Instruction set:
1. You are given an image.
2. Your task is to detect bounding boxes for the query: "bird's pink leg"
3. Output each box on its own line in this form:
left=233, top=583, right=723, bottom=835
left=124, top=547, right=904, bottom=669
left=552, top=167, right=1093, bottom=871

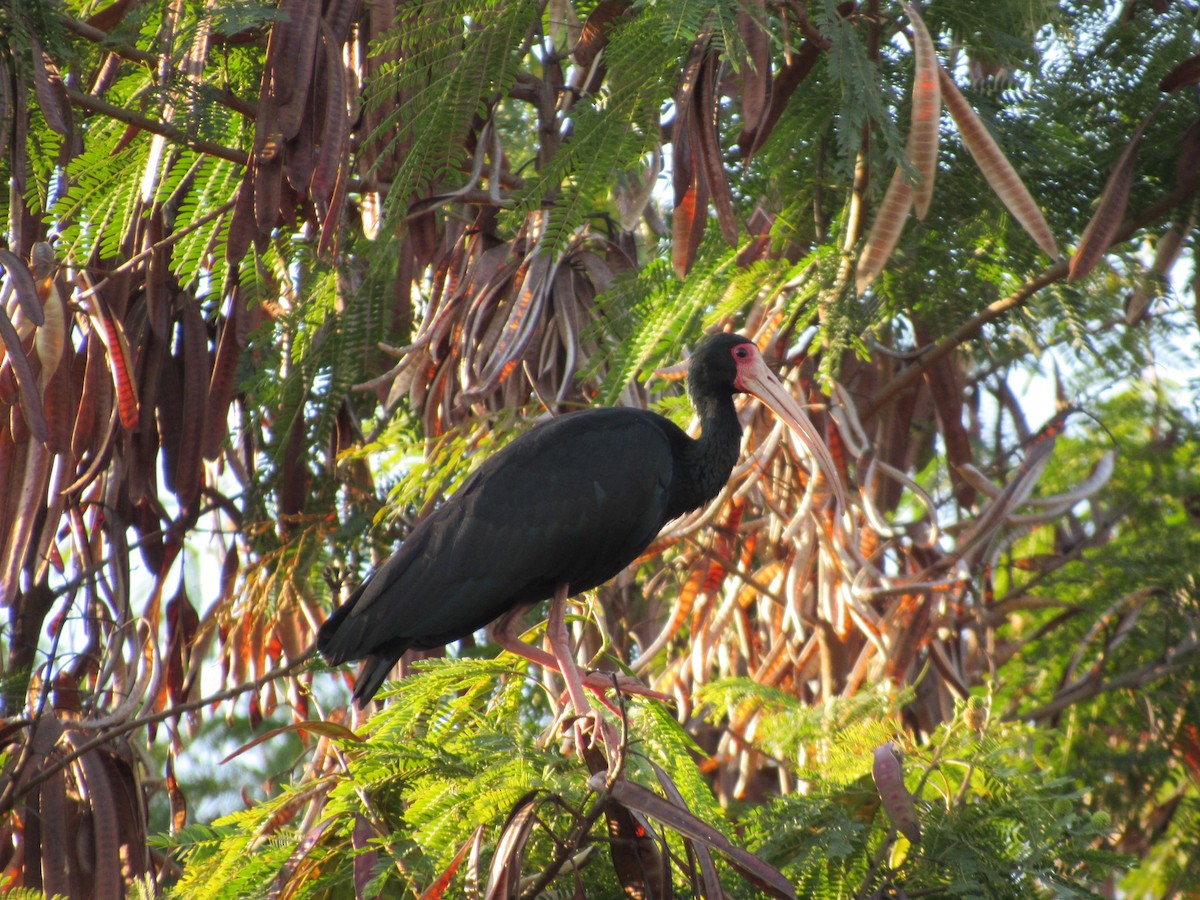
left=487, top=603, right=672, bottom=710
left=546, top=583, right=596, bottom=720
left=489, top=605, right=619, bottom=715
left=546, top=583, right=622, bottom=754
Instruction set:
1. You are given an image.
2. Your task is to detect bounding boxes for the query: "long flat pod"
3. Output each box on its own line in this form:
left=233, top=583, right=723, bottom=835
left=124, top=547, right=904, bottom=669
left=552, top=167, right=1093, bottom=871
left=938, top=66, right=1060, bottom=259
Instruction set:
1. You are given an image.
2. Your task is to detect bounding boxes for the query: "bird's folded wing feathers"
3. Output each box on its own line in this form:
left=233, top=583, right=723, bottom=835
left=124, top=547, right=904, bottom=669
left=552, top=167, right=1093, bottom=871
left=335, top=410, right=677, bottom=651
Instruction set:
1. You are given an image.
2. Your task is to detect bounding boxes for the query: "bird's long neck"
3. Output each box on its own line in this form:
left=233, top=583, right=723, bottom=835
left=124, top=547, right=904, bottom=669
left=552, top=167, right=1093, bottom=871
left=671, top=392, right=743, bottom=517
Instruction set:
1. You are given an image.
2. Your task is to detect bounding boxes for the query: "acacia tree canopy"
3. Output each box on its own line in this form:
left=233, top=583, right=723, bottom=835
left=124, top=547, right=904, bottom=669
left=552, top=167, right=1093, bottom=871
left=1, top=0, right=1198, bottom=896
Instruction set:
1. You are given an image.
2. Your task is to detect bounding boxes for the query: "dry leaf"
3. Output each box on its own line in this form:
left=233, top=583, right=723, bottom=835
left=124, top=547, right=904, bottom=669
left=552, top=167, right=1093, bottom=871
left=29, top=39, right=72, bottom=137
left=204, top=304, right=242, bottom=461
left=485, top=791, right=542, bottom=900
left=0, top=248, right=45, bottom=328
left=695, top=51, right=739, bottom=245
left=0, top=303, right=49, bottom=444
left=602, top=776, right=796, bottom=899
left=1160, top=53, right=1200, bottom=92
left=420, top=827, right=483, bottom=900
left=175, top=298, right=209, bottom=509
left=736, top=2, right=772, bottom=156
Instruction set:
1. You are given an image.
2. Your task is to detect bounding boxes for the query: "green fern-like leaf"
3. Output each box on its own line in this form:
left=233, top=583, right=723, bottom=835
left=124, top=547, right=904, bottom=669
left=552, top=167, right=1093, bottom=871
left=367, top=1, right=541, bottom=216
left=815, top=0, right=905, bottom=167
left=506, top=12, right=681, bottom=255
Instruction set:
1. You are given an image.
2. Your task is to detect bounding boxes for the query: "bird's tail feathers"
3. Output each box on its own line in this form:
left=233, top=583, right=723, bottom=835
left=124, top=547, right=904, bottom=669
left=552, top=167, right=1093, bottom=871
left=315, top=600, right=364, bottom=664
left=353, top=655, right=399, bottom=708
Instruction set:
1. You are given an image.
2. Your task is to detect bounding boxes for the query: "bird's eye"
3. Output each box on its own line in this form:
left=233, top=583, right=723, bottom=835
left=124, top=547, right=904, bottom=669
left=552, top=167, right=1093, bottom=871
left=734, top=346, right=749, bottom=358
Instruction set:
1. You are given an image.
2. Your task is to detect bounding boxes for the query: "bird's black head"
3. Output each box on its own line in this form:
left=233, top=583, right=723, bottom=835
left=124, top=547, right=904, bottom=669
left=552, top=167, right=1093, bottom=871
left=686, top=332, right=758, bottom=403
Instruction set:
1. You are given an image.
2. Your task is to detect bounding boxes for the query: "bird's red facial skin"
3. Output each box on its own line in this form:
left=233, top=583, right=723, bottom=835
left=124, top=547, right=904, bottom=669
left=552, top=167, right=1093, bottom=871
left=731, top=342, right=757, bottom=393
left=727, top=340, right=848, bottom=511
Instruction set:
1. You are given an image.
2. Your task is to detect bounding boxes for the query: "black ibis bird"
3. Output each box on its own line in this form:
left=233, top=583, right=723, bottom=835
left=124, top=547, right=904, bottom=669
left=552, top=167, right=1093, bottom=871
left=318, top=332, right=842, bottom=710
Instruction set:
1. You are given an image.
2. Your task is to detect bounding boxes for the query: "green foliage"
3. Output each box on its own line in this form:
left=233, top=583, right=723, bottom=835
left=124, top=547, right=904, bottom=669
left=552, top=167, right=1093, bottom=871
left=933, top=0, right=1058, bottom=70
left=508, top=12, right=678, bottom=253
left=590, top=248, right=723, bottom=405
left=982, top=389, right=1200, bottom=895
left=160, top=156, right=244, bottom=293
left=656, top=0, right=744, bottom=46
left=160, top=663, right=1136, bottom=897
left=699, top=679, right=906, bottom=781
left=366, top=404, right=537, bottom=518
left=172, top=0, right=1194, bottom=889
left=8, top=0, right=1199, bottom=896
left=815, top=0, right=906, bottom=167
left=205, top=0, right=279, bottom=37
left=368, top=1, right=543, bottom=214
left=706, top=683, right=1130, bottom=897
left=163, top=655, right=781, bottom=897
left=0, top=885, right=68, bottom=900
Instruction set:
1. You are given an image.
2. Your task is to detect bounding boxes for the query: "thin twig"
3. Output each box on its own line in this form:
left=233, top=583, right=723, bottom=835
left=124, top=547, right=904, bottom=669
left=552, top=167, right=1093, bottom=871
left=64, top=87, right=250, bottom=166
left=59, top=12, right=261, bottom=120
left=59, top=15, right=158, bottom=66
left=863, top=171, right=1200, bottom=420
left=518, top=788, right=611, bottom=899
left=863, top=261, right=1068, bottom=419
left=0, top=650, right=317, bottom=814
left=1013, top=634, right=1199, bottom=723
left=75, top=197, right=238, bottom=302
left=59, top=15, right=259, bottom=120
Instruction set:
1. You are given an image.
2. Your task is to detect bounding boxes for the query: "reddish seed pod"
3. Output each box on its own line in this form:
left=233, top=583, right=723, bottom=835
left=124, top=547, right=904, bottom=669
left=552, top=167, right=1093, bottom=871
left=873, top=742, right=922, bottom=844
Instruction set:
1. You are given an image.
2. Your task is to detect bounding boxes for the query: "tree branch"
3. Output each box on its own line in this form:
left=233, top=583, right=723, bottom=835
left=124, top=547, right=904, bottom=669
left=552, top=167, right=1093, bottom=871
left=1012, top=634, right=1199, bottom=723
left=0, top=650, right=317, bottom=815
left=863, top=171, right=1200, bottom=420
left=63, top=86, right=250, bottom=166
left=59, top=14, right=258, bottom=119
left=59, top=14, right=158, bottom=67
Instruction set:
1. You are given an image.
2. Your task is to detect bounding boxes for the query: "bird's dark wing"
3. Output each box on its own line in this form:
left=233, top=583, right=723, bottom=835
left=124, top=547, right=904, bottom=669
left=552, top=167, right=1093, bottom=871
left=317, top=408, right=679, bottom=675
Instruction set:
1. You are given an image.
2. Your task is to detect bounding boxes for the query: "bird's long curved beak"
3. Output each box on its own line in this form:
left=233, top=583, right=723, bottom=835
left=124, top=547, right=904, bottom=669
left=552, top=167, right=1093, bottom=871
left=738, top=352, right=848, bottom=512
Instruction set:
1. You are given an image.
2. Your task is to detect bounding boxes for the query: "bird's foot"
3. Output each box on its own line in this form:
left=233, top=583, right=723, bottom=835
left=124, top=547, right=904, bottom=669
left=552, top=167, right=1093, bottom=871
left=538, top=698, right=620, bottom=762
left=580, top=670, right=674, bottom=704
left=537, top=701, right=609, bottom=754
left=566, top=710, right=619, bottom=761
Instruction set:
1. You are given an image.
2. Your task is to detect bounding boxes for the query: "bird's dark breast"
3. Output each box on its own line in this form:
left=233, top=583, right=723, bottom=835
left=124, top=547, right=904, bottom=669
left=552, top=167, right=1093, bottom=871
left=320, top=408, right=686, bottom=661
